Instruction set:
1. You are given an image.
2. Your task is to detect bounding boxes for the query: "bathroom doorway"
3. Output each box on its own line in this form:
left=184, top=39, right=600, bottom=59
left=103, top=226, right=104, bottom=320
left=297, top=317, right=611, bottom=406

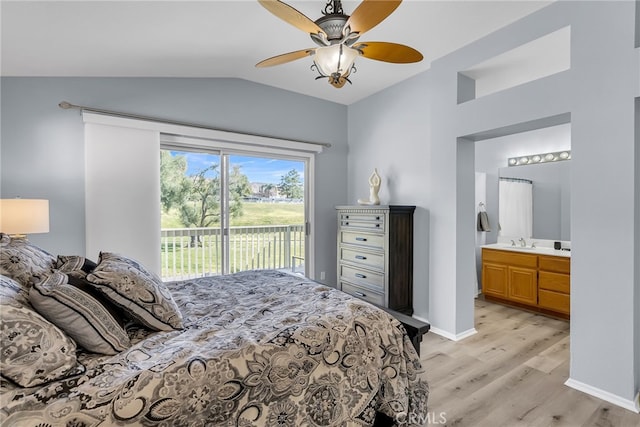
left=473, top=122, right=571, bottom=296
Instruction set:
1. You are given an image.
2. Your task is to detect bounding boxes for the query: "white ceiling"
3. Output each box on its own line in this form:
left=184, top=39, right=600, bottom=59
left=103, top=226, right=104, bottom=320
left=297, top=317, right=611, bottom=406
left=1, top=0, right=553, bottom=105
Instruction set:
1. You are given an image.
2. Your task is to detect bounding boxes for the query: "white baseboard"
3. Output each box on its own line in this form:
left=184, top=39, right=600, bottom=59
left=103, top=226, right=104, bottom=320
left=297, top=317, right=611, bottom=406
left=411, top=314, right=477, bottom=341
left=429, top=326, right=478, bottom=342
left=564, top=378, right=640, bottom=413
left=412, top=314, right=430, bottom=324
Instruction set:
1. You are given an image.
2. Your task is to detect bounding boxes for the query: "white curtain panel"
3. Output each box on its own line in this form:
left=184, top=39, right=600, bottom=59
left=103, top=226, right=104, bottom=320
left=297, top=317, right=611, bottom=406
left=498, top=179, right=533, bottom=238
left=84, top=122, right=161, bottom=274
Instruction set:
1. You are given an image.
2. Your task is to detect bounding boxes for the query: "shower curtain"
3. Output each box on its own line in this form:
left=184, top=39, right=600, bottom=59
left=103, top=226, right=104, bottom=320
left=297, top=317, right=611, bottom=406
left=498, top=178, right=533, bottom=238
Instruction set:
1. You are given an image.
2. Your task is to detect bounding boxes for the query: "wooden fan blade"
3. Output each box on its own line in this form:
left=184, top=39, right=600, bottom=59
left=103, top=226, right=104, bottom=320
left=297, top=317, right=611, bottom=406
left=258, top=0, right=325, bottom=36
left=345, top=0, right=402, bottom=35
left=256, top=48, right=315, bottom=68
left=356, top=41, right=423, bottom=63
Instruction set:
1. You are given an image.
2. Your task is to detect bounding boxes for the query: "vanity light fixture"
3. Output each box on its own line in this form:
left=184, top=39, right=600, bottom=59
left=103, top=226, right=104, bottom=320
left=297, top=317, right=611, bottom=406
left=508, top=150, right=571, bottom=167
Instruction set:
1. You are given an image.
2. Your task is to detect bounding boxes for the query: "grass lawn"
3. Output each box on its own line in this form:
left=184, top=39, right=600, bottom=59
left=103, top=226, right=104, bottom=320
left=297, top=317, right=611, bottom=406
left=161, top=201, right=305, bottom=278
left=161, top=201, right=304, bottom=228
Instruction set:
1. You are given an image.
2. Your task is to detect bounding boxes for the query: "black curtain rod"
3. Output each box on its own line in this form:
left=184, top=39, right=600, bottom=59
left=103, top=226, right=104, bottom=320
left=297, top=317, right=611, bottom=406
left=58, top=101, right=332, bottom=148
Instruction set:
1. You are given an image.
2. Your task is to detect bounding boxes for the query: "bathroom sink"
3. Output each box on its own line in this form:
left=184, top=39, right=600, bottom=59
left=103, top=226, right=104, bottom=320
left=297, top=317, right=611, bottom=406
left=486, top=243, right=570, bottom=257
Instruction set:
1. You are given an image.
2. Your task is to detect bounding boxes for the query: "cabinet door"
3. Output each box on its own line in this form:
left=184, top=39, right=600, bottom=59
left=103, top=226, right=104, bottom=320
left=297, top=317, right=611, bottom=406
left=538, top=289, right=570, bottom=314
left=482, top=263, right=508, bottom=298
left=508, top=266, right=537, bottom=305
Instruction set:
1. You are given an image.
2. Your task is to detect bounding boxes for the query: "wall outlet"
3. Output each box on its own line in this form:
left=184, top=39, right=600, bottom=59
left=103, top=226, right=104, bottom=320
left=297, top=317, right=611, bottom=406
left=320, top=271, right=325, bottom=280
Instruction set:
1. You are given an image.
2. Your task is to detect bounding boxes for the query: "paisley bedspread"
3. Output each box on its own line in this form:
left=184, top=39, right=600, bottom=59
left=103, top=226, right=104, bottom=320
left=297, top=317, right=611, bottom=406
left=1, top=269, right=428, bottom=426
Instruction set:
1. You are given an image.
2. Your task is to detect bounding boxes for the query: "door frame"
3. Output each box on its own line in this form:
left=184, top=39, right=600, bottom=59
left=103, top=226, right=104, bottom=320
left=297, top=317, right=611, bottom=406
left=161, top=135, right=316, bottom=278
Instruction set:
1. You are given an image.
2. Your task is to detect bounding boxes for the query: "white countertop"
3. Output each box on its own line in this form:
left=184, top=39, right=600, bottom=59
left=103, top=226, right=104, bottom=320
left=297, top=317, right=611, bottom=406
left=482, top=243, right=571, bottom=258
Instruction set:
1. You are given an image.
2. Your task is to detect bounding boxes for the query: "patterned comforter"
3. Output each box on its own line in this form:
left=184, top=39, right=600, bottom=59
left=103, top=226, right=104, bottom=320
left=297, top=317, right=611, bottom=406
left=1, top=270, right=428, bottom=426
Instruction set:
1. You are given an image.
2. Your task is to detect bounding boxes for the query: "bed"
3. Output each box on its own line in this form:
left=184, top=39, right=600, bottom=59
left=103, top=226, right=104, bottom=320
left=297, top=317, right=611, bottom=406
left=0, top=234, right=428, bottom=426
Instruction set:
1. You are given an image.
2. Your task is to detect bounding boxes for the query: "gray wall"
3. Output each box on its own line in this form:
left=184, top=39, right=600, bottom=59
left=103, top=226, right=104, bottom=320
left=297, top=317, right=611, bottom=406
left=0, top=77, right=348, bottom=285
left=569, top=1, right=636, bottom=404
left=635, top=96, right=640, bottom=398
left=636, top=6, right=640, bottom=405
left=475, top=123, right=571, bottom=245
left=347, top=71, right=431, bottom=322
left=348, top=0, right=639, bottom=408
left=498, top=161, right=571, bottom=241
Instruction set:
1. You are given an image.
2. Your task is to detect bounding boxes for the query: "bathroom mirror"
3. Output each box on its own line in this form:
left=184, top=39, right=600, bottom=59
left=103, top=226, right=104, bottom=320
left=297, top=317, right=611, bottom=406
left=498, top=160, right=571, bottom=240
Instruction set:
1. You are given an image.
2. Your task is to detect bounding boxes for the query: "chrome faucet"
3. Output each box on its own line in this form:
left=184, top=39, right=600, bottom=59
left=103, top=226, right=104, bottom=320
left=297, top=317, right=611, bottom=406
left=519, top=237, right=526, bottom=247
left=510, top=239, right=516, bottom=247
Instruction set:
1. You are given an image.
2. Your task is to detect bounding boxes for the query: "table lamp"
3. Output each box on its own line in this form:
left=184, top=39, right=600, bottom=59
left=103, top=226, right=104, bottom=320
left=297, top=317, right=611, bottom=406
left=0, top=199, right=50, bottom=238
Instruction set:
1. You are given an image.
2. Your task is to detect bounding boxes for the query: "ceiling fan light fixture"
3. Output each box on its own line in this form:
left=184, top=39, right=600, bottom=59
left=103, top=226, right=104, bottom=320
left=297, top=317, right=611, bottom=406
left=256, top=0, right=422, bottom=89
left=313, top=44, right=359, bottom=88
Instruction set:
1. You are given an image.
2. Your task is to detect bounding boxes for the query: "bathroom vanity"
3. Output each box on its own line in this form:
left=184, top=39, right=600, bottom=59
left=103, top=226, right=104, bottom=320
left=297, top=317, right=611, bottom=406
left=481, top=244, right=570, bottom=319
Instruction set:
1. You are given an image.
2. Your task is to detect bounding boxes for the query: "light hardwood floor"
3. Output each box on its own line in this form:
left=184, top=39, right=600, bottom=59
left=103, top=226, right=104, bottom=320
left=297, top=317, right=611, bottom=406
left=419, top=299, right=640, bottom=427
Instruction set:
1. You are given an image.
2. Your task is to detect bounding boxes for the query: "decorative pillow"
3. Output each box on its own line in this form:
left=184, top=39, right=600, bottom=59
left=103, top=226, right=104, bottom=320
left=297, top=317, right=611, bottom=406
left=30, top=271, right=131, bottom=355
left=56, top=255, right=98, bottom=279
left=0, top=233, right=56, bottom=287
left=86, top=252, right=183, bottom=331
left=0, top=274, right=30, bottom=307
left=0, top=299, right=84, bottom=387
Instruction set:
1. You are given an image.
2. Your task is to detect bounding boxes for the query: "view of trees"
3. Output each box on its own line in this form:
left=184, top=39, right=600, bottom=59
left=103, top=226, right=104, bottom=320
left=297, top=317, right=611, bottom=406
left=160, top=151, right=303, bottom=228
left=278, top=169, right=303, bottom=199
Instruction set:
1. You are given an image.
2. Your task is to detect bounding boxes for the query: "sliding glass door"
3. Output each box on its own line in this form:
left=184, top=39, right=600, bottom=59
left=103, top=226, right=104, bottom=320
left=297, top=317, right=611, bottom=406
left=160, top=149, right=223, bottom=279
left=227, top=154, right=305, bottom=275
left=160, top=148, right=307, bottom=280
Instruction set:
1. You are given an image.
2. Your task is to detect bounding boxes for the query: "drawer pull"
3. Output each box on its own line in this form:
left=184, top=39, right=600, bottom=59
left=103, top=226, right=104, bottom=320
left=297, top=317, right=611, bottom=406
left=355, top=237, right=367, bottom=242
left=354, top=291, right=366, bottom=297
left=355, top=255, right=366, bottom=260
left=375, top=224, right=380, bottom=228
left=345, top=215, right=349, bottom=219
left=355, top=273, right=366, bottom=279
left=376, top=216, right=380, bottom=220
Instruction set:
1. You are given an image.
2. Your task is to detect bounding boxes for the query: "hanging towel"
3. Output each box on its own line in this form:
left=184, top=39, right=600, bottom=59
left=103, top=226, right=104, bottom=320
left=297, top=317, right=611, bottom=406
left=477, top=211, right=491, bottom=232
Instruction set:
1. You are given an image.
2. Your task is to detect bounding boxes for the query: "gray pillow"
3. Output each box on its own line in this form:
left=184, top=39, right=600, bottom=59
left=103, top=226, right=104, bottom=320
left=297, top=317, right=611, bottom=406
left=0, top=298, right=84, bottom=387
left=0, top=274, right=30, bottom=307
left=86, top=252, right=183, bottom=331
left=30, top=271, right=131, bottom=355
left=0, top=233, right=56, bottom=287
left=56, top=255, right=98, bottom=279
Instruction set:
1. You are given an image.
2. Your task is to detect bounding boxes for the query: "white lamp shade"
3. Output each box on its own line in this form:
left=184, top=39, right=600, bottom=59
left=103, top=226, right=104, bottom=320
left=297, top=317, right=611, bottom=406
left=0, top=199, right=50, bottom=235
left=314, top=44, right=359, bottom=77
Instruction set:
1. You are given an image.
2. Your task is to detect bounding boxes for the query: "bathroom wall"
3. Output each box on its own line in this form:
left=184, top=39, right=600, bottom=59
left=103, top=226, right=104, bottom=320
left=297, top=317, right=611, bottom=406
left=498, top=160, right=571, bottom=241
left=475, top=123, right=571, bottom=244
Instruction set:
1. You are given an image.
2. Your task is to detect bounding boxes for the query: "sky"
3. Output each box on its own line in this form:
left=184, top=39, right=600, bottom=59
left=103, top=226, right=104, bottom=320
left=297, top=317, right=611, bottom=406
left=170, top=150, right=304, bottom=184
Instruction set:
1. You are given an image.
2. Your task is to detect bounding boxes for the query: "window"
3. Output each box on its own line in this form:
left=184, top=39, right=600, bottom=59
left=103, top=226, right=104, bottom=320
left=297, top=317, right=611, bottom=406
left=160, top=145, right=308, bottom=280
left=83, top=112, right=321, bottom=279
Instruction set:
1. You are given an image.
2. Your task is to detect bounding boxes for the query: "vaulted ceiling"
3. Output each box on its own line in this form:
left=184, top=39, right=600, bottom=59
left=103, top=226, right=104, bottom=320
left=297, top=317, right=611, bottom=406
left=1, top=1, right=552, bottom=105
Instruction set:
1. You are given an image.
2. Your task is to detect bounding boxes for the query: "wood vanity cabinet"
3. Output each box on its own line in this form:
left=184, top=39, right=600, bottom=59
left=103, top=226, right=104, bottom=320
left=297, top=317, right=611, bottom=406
left=538, top=255, right=570, bottom=315
left=482, top=248, right=570, bottom=318
left=482, top=249, right=537, bottom=305
left=336, top=205, right=415, bottom=315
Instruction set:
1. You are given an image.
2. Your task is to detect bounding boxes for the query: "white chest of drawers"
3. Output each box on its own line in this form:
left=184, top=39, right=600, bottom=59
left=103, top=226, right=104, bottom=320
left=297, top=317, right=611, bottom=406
left=336, top=205, right=415, bottom=315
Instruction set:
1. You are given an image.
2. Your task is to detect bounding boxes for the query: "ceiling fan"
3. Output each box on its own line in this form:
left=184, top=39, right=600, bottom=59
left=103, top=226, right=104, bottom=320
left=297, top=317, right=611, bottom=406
left=256, top=0, right=423, bottom=88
